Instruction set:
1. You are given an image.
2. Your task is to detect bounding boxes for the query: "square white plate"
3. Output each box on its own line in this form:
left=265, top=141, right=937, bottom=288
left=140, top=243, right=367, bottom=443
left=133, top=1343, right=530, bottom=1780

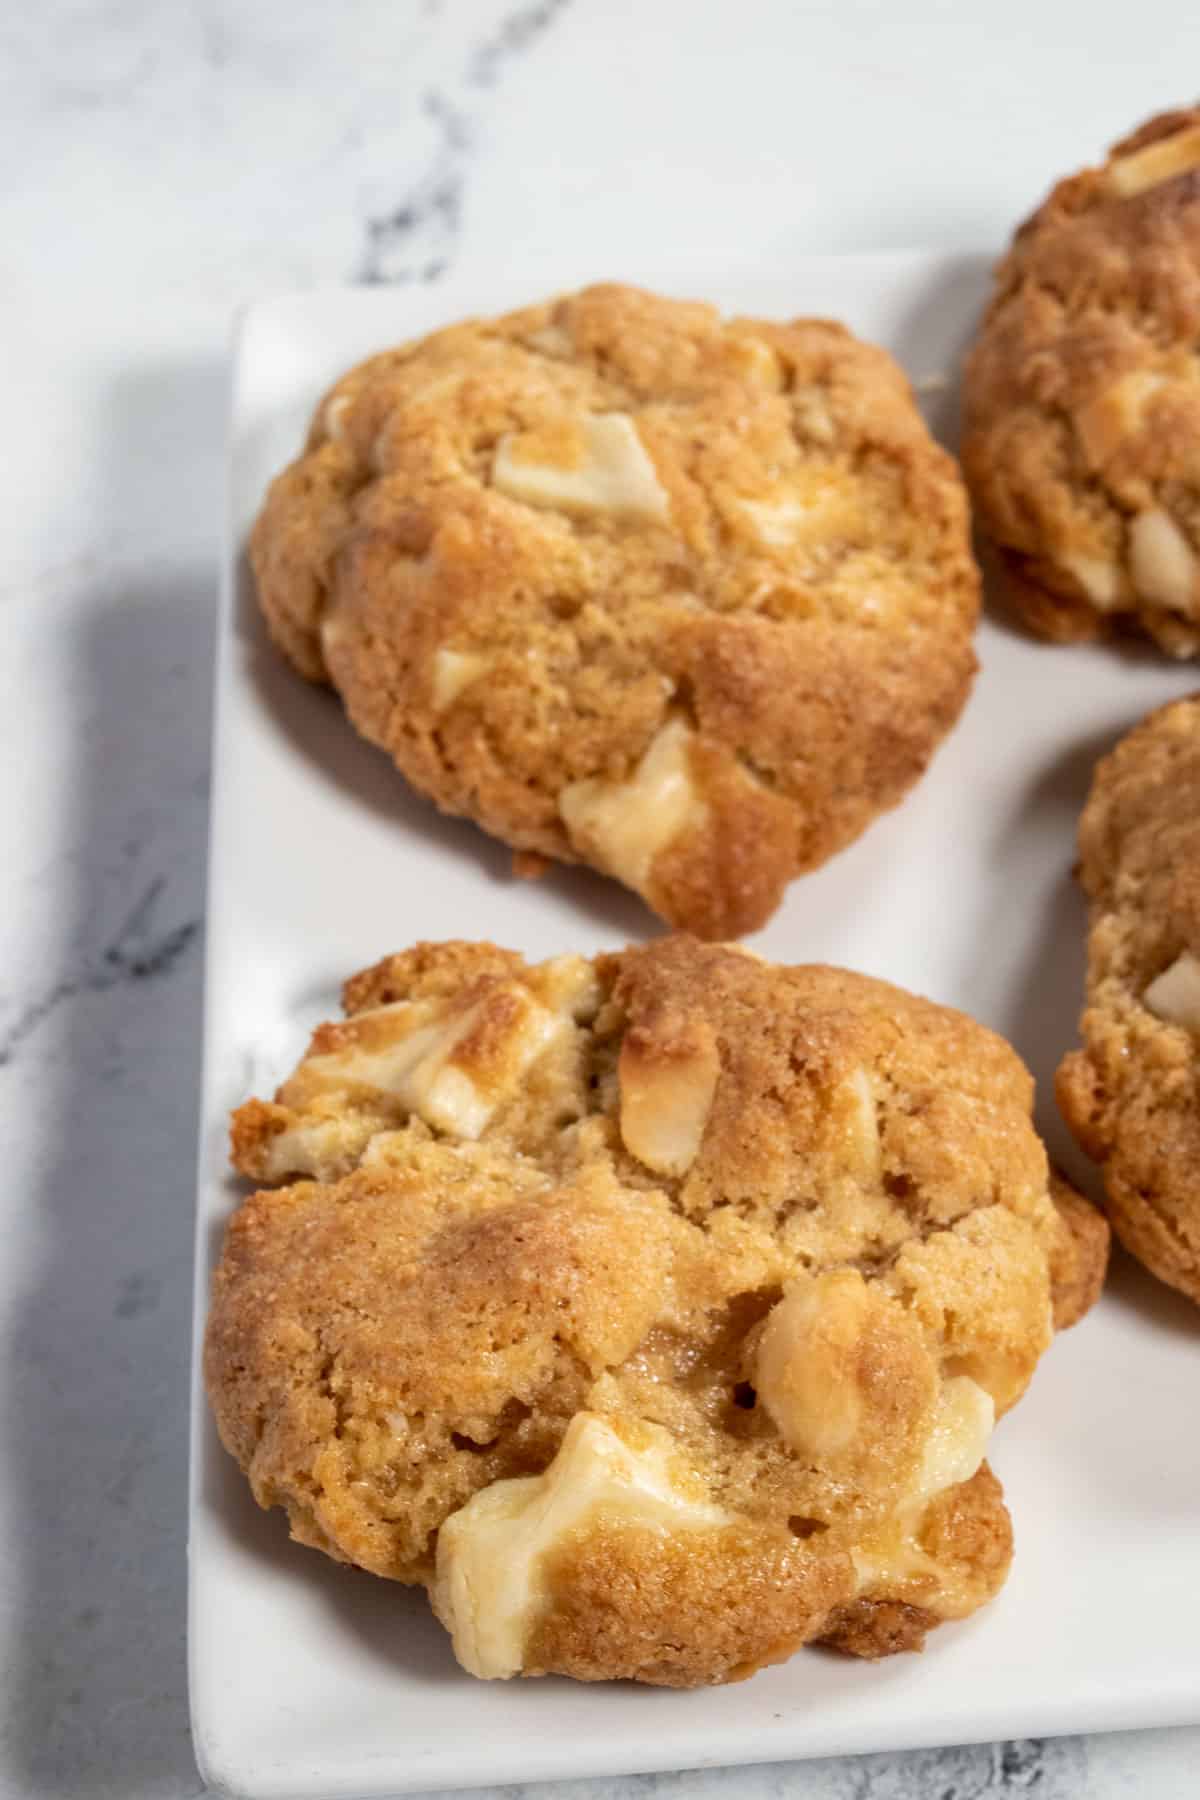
left=190, top=251, right=1200, bottom=1800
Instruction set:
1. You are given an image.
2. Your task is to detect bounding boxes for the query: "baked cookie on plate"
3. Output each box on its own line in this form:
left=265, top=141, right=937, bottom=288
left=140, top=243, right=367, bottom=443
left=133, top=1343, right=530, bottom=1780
left=207, top=935, right=1105, bottom=1687
left=963, top=107, right=1200, bottom=654
left=1059, top=694, right=1200, bottom=1303
left=251, top=284, right=979, bottom=937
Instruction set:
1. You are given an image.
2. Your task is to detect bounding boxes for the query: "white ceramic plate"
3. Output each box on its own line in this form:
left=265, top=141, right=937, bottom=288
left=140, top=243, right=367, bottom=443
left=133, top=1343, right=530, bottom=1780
left=190, top=251, right=1200, bottom=1800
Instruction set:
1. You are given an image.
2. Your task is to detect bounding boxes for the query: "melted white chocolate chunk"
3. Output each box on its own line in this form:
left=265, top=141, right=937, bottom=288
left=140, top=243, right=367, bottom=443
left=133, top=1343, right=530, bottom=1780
left=909, top=1375, right=994, bottom=1508
left=850, top=1375, right=994, bottom=1603
left=434, top=1413, right=731, bottom=1679
left=558, top=717, right=704, bottom=895
left=492, top=412, right=670, bottom=524
left=1144, top=949, right=1200, bottom=1032
left=1108, top=123, right=1200, bottom=197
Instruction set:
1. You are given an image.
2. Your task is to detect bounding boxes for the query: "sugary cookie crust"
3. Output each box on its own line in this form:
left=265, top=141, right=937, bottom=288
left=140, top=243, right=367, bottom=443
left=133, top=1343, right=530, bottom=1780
left=251, top=284, right=979, bottom=936
left=963, top=108, right=1200, bottom=655
left=1058, top=694, right=1200, bottom=1301
left=207, top=936, right=1100, bottom=1686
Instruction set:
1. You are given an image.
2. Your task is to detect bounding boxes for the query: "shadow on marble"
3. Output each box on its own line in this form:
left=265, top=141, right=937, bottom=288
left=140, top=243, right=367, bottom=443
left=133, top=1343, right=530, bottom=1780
left=3, top=360, right=225, bottom=1799
left=232, top=546, right=658, bottom=945
left=1100, top=1244, right=1200, bottom=1341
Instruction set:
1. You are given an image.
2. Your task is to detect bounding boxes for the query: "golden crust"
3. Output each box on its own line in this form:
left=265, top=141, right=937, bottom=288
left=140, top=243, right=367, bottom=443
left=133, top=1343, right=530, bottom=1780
left=251, top=283, right=979, bottom=937
left=207, top=936, right=1065, bottom=1686
left=524, top=1517, right=854, bottom=1687
left=1057, top=695, right=1200, bottom=1301
left=963, top=107, right=1200, bottom=657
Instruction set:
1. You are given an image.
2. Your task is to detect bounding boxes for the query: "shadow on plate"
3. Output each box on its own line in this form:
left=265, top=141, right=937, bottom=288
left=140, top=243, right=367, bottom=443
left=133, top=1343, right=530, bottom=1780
left=982, top=715, right=1169, bottom=1174
left=887, top=248, right=989, bottom=454
left=234, top=549, right=658, bottom=946
left=198, top=1411, right=463, bottom=1685
left=1103, top=1241, right=1200, bottom=1341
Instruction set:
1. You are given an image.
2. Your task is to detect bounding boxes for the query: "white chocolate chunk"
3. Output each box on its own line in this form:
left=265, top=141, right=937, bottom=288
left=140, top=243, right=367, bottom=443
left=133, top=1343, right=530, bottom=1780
left=908, top=1376, right=994, bottom=1508
left=790, top=383, right=837, bottom=442
left=558, top=716, right=704, bottom=895
left=739, top=473, right=848, bottom=548
left=739, top=496, right=811, bottom=548
left=322, top=392, right=353, bottom=442
left=727, top=335, right=785, bottom=390
left=842, top=1067, right=881, bottom=1179
left=618, top=1019, right=720, bottom=1176
left=1076, top=370, right=1167, bottom=466
left=259, top=1115, right=374, bottom=1182
left=431, top=647, right=492, bottom=711
left=1144, top=950, right=1200, bottom=1032
left=1129, top=509, right=1198, bottom=615
left=319, top=611, right=346, bottom=653
left=1108, top=123, right=1200, bottom=197
left=492, top=412, right=670, bottom=524
left=755, top=1273, right=868, bottom=1460
left=303, top=989, right=567, bottom=1139
left=755, top=1270, right=942, bottom=1495
left=524, top=324, right=574, bottom=357
left=532, top=952, right=602, bottom=1021
left=850, top=1376, right=994, bottom=1598
left=434, top=1413, right=731, bottom=1679
left=1058, top=551, right=1124, bottom=611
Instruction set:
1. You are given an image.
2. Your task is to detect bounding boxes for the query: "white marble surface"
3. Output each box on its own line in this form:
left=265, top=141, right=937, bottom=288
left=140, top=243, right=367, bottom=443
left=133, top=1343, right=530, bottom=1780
left=1, top=3, right=1197, bottom=1797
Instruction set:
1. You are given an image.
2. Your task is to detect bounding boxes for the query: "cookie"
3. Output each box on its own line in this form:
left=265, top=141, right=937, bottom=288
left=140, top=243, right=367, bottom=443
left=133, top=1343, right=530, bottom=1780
left=962, top=108, right=1200, bottom=655
left=1046, top=1167, right=1111, bottom=1330
left=251, top=283, right=979, bottom=938
left=1058, top=695, right=1200, bottom=1302
left=207, top=936, right=1101, bottom=1686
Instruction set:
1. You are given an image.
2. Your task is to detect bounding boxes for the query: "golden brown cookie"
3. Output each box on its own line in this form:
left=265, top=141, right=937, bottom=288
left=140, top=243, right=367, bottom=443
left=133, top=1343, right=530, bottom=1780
left=251, top=284, right=979, bottom=937
left=1058, top=695, right=1200, bottom=1302
left=963, top=108, right=1200, bottom=654
left=207, top=936, right=1093, bottom=1686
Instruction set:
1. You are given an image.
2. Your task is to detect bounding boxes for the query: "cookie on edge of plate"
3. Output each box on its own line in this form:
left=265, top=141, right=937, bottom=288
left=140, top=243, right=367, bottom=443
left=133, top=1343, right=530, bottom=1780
left=962, top=107, right=1200, bottom=655
left=1058, top=694, right=1200, bottom=1303
left=250, top=283, right=980, bottom=939
left=206, top=935, right=1105, bottom=1688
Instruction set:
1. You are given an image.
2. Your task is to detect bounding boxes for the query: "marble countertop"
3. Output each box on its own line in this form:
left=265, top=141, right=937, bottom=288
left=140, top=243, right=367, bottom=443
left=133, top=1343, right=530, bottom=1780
left=1, top=3, right=1197, bottom=1797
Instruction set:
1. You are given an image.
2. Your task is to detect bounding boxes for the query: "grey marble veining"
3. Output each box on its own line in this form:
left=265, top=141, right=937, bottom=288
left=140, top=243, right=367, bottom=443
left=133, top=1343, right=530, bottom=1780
left=1, top=3, right=1198, bottom=1797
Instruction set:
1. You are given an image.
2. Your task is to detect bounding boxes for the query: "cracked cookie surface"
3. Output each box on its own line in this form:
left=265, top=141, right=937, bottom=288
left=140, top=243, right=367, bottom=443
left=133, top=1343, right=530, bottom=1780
left=251, top=283, right=979, bottom=937
left=207, top=936, right=1103, bottom=1686
left=963, top=108, right=1200, bottom=654
left=1058, top=694, right=1200, bottom=1301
